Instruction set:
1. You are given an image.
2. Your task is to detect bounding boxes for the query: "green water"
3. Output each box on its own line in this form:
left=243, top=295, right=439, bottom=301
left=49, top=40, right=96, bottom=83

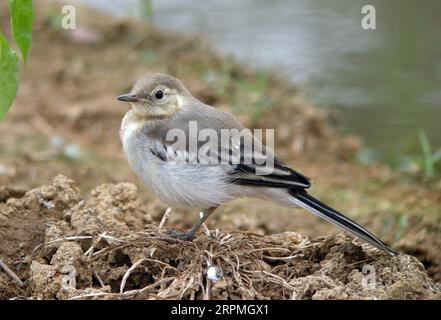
left=73, top=0, right=441, bottom=160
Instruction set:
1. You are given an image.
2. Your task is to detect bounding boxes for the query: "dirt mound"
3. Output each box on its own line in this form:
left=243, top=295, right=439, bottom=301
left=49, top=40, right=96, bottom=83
left=1, top=0, right=440, bottom=293
left=0, top=176, right=439, bottom=300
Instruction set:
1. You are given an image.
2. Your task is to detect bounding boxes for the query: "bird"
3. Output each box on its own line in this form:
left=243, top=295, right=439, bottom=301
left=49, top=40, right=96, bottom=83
left=117, top=73, right=397, bottom=256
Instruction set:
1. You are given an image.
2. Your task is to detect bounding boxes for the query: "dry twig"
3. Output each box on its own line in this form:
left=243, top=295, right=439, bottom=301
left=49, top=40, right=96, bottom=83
left=0, top=259, right=23, bottom=286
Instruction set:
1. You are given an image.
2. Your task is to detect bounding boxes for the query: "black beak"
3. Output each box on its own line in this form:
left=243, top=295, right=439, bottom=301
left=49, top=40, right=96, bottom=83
left=117, top=94, right=139, bottom=102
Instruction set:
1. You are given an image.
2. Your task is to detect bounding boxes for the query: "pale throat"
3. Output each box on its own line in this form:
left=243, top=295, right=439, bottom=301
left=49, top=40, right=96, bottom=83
left=126, top=100, right=180, bottom=123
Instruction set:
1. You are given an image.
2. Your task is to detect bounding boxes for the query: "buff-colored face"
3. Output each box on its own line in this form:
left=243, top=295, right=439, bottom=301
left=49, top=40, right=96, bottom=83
left=118, top=73, right=188, bottom=119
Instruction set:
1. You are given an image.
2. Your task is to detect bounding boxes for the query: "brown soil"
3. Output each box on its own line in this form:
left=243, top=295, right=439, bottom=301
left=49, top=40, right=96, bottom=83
left=1, top=1, right=441, bottom=299
left=1, top=176, right=439, bottom=300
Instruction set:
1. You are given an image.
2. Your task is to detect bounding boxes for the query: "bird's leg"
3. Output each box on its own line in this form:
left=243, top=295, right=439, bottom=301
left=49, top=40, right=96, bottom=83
left=168, top=207, right=217, bottom=241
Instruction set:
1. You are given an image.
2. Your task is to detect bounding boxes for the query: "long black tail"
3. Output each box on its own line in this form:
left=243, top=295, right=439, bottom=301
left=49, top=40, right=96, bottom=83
left=289, top=190, right=397, bottom=256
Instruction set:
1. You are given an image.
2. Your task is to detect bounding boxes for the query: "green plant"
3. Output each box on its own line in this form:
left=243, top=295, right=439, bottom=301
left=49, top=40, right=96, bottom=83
left=418, top=129, right=441, bottom=177
left=139, top=0, right=153, bottom=21
left=0, top=0, right=33, bottom=119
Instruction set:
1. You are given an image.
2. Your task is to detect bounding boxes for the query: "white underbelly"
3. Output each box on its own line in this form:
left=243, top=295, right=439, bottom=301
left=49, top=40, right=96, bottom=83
left=140, top=159, right=236, bottom=209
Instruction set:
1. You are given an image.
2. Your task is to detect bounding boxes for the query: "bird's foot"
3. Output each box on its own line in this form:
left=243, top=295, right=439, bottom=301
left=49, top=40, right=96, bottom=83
left=167, top=229, right=195, bottom=241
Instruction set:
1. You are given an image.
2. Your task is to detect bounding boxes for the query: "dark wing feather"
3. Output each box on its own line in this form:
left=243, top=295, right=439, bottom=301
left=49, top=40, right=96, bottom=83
left=229, top=157, right=311, bottom=189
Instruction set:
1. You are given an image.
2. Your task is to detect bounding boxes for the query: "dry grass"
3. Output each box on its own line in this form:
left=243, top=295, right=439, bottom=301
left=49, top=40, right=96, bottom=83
left=1, top=176, right=439, bottom=300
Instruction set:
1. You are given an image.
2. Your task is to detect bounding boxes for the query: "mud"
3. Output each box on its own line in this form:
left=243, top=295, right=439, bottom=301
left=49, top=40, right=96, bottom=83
left=1, top=176, right=440, bottom=300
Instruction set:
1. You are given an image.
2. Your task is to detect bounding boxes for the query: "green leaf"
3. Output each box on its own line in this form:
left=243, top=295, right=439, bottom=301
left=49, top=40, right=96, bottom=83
left=139, top=0, right=153, bottom=21
left=418, top=129, right=433, bottom=177
left=8, top=0, right=33, bottom=63
left=0, top=30, right=19, bottom=119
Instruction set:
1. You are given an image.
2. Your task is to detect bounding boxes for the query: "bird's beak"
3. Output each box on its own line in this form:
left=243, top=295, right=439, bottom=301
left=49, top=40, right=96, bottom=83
left=117, top=94, right=139, bottom=102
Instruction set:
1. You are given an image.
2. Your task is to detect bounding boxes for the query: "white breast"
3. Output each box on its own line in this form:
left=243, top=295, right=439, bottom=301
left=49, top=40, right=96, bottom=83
left=120, top=115, right=239, bottom=210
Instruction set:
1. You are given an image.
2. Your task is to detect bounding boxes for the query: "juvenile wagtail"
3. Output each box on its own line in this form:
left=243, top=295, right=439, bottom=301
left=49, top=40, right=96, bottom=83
left=118, top=73, right=396, bottom=256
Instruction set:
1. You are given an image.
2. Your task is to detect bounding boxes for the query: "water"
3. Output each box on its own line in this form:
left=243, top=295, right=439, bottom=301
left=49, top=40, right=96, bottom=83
left=71, top=0, right=441, bottom=159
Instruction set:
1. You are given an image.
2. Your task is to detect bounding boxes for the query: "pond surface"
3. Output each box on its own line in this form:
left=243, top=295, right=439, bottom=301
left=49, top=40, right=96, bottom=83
left=71, top=0, right=441, bottom=159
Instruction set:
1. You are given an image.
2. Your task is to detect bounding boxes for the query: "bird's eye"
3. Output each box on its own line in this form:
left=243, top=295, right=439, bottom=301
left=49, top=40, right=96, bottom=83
left=154, top=89, right=164, bottom=100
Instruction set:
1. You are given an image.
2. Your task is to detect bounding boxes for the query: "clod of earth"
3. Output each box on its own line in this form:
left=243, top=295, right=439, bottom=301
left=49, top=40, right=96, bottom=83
left=1, top=175, right=440, bottom=299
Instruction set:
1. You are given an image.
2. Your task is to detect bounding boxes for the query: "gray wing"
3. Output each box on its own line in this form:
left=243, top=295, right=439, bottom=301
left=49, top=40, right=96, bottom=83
left=145, top=100, right=311, bottom=189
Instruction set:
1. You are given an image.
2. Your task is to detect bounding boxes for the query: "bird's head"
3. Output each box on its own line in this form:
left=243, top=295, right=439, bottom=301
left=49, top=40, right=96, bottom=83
left=117, top=73, right=190, bottom=120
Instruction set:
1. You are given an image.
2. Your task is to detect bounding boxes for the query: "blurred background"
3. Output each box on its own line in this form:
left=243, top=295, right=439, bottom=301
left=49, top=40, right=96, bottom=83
left=70, top=0, right=441, bottom=165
